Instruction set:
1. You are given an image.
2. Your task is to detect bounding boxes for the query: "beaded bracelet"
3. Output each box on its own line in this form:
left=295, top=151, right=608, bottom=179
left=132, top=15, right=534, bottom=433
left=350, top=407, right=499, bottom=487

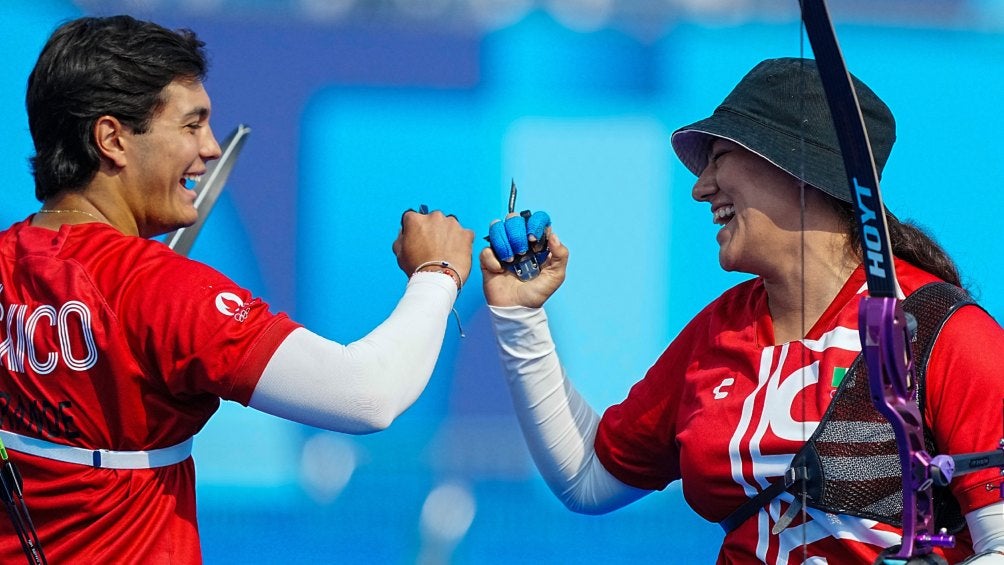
left=412, top=260, right=463, bottom=293
left=411, top=260, right=465, bottom=337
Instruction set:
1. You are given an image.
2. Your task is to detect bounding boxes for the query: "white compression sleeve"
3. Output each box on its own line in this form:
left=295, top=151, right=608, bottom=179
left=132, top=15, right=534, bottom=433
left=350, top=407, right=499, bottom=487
left=489, top=305, right=650, bottom=514
left=249, top=272, right=457, bottom=434
left=965, top=501, right=1004, bottom=563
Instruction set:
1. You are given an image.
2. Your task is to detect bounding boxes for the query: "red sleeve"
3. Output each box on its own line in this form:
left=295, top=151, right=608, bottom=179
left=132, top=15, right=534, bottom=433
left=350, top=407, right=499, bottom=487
left=924, top=304, right=1004, bottom=513
left=594, top=316, right=705, bottom=491
left=117, top=247, right=302, bottom=405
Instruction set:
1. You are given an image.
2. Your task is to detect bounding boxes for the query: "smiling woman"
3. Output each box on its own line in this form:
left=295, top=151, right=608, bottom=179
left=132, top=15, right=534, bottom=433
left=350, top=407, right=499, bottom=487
left=481, top=56, right=1004, bottom=564
left=690, top=138, right=849, bottom=306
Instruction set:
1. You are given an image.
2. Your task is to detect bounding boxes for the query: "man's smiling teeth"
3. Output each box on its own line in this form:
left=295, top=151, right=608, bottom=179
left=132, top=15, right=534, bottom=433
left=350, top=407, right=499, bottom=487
left=181, top=174, right=202, bottom=190
left=714, top=205, right=735, bottom=225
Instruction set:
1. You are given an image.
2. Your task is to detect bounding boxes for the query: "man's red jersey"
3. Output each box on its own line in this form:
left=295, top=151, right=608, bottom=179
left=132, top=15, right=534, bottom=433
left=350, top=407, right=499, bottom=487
left=0, top=219, right=300, bottom=563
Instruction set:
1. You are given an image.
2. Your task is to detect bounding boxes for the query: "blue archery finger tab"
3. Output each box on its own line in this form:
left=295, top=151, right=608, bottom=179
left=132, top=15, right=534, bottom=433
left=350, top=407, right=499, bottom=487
left=486, top=215, right=540, bottom=280
left=488, top=220, right=514, bottom=263
left=525, top=211, right=551, bottom=239
left=502, top=213, right=541, bottom=281
left=525, top=209, right=551, bottom=268
left=506, top=210, right=541, bottom=281
left=504, top=215, right=530, bottom=255
left=492, top=180, right=546, bottom=281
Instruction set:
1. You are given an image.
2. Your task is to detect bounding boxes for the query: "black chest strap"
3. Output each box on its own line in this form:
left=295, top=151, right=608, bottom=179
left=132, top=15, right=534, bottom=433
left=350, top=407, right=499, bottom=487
left=719, top=282, right=978, bottom=534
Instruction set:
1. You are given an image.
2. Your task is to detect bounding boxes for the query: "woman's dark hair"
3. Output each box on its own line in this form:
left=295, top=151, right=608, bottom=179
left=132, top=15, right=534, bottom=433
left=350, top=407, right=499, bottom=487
left=833, top=201, right=962, bottom=287
left=26, top=15, right=208, bottom=201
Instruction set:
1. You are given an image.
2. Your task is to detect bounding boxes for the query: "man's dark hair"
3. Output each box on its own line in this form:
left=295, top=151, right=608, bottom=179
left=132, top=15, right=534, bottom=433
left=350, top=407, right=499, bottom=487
left=26, top=15, right=208, bottom=201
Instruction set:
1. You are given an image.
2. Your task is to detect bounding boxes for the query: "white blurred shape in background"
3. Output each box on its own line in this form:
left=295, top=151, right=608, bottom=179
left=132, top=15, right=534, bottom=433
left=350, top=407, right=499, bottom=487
left=299, top=433, right=359, bottom=504
left=418, top=481, right=477, bottom=565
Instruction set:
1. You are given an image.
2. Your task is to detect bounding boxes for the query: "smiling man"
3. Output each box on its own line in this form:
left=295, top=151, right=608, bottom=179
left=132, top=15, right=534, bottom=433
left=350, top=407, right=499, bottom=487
left=50, top=80, right=220, bottom=236
left=0, top=15, right=474, bottom=563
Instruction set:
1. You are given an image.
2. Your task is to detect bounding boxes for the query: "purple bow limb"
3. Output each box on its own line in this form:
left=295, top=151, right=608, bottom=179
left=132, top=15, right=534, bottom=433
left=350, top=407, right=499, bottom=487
left=860, top=296, right=955, bottom=557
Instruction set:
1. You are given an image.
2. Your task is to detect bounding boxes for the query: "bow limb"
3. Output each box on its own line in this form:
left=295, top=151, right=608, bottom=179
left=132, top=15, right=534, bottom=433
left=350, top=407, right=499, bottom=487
left=797, top=1, right=953, bottom=560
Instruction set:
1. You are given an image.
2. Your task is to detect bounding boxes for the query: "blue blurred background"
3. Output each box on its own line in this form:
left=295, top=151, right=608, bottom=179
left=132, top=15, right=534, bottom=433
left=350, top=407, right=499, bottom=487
left=3, top=0, right=1003, bottom=562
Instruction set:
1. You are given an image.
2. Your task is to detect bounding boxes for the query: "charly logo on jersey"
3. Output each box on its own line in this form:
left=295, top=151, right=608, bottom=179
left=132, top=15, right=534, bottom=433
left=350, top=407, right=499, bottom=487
left=215, top=292, right=251, bottom=322
left=713, top=377, right=735, bottom=400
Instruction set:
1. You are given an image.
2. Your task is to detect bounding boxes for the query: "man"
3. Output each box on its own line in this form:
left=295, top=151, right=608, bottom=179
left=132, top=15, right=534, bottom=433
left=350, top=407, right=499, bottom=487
left=0, top=15, right=473, bottom=562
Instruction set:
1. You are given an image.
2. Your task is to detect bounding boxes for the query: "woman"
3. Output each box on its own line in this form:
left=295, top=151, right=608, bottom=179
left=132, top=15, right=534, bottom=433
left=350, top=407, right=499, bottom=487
left=481, top=58, right=1004, bottom=563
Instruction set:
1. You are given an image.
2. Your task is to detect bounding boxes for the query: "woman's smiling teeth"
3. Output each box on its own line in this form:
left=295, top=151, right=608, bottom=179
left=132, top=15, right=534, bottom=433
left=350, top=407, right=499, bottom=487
left=714, top=205, right=735, bottom=226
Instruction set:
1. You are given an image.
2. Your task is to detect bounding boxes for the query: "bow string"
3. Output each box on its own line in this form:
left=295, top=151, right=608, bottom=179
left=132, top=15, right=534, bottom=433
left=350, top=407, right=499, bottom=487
left=797, top=1, right=953, bottom=561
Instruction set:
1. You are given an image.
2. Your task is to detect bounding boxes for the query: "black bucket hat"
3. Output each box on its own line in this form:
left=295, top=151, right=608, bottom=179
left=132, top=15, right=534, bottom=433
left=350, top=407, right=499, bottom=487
left=670, top=57, right=896, bottom=204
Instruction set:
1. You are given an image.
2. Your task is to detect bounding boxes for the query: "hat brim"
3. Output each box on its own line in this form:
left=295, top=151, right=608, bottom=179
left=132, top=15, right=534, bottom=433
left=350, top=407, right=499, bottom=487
left=670, top=108, right=854, bottom=204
